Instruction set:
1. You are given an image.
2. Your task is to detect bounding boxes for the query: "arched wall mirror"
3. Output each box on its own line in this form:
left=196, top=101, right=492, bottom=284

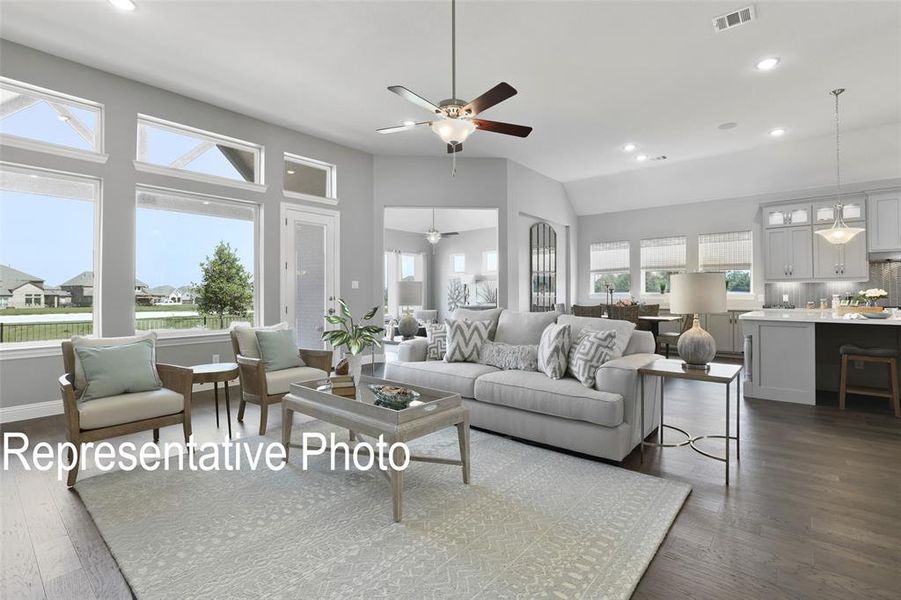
left=529, top=222, right=557, bottom=312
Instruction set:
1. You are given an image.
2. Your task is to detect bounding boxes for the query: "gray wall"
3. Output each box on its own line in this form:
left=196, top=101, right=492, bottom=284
left=0, top=41, right=375, bottom=411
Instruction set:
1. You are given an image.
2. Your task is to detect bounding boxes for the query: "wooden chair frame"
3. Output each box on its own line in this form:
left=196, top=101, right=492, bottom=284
left=59, top=341, right=193, bottom=487
left=229, top=331, right=333, bottom=435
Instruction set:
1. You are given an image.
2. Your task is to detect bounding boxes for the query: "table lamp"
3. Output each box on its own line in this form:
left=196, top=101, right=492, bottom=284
left=396, top=280, right=424, bottom=339
left=669, top=272, right=727, bottom=369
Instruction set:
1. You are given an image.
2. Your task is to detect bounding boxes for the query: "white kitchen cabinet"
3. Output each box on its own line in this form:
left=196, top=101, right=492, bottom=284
left=765, top=203, right=811, bottom=228
left=868, top=190, right=901, bottom=252
left=765, top=225, right=813, bottom=281
left=705, top=313, right=733, bottom=354
left=813, top=196, right=866, bottom=224
left=813, top=225, right=868, bottom=280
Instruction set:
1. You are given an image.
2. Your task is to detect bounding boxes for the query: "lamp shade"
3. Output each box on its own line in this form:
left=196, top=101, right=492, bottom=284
left=397, top=280, right=423, bottom=306
left=669, top=272, right=727, bottom=315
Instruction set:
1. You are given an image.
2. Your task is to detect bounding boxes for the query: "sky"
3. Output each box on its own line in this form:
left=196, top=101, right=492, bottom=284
left=1, top=97, right=254, bottom=289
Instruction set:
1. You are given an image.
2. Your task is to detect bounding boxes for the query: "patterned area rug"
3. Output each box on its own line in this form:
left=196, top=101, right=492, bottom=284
left=76, top=424, right=690, bottom=599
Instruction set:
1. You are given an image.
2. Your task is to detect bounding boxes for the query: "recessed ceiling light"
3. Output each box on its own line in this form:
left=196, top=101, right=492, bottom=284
left=57, top=114, right=70, bottom=122
left=109, top=0, right=136, bottom=10
left=718, top=122, right=738, bottom=130
left=769, top=128, right=786, bottom=137
left=402, top=120, right=416, bottom=127
left=202, top=201, right=211, bottom=205
left=756, top=57, right=780, bottom=71
left=622, top=143, right=636, bottom=152
left=635, top=154, right=648, bottom=162
left=286, top=169, right=296, bottom=175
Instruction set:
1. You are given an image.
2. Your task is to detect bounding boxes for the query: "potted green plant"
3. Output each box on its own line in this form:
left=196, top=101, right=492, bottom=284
left=658, top=281, right=667, bottom=294
left=322, top=300, right=384, bottom=382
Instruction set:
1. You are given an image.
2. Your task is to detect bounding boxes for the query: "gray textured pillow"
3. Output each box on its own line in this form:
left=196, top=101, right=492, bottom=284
left=537, top=323, right=571, bottom=379
left=444, top=319, right=490, bottom=363
left=478, top=341, right=538, bottom=371
left=568, top=329, right=618, bottom=387
left=426, top=324, right=448, bottom=361
left=74, top=340, right=161, bottom=401
left=255, top=329, right=303, bottom=371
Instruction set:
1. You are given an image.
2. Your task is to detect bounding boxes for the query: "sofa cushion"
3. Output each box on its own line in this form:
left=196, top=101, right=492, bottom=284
left=478, top=341, right=538, bottom=371
left=445, top=319, right=490, bottom=363
left=537, top=323, right=571, bottom=379
left=494, top=310, right=560, bottom=345
left=78, top=388, right=183, bottom=430
left=384, top=361, right=500, bottom=398
left=557, top=314, right=635, bottom=358
left=567, top=329, right=618, bottom=387
left=451, top=307, right=503, bottom=340
left=71, top=332, right=160, bottom=391
left=75, top=339, right=162, bottom=402
left=474, top=370, right=624, bottom=428
left=232, top=322, right=289, bottom=359
left=426, top=323, right=448, bottom=361
left=265, top=366, right=329, bottom=395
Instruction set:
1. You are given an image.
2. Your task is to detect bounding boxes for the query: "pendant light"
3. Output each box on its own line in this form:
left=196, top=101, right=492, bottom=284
left=815, top=88, right=865, bottom=245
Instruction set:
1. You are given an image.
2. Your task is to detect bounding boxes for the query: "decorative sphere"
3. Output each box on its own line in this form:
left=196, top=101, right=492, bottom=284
left=397, top=313, right=419, bottom=339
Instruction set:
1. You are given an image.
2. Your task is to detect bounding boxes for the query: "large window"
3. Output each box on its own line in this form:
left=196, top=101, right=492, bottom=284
left=0, top=78, right=104, bottom=158
left=136, top=115, right=262, bottom=186
left=589, top=241, right=630, bottom=295
left=384, top=251, right=424, bottom=319
left=640, top=236, right=686, bottom=294
left=135, top=187, right=257, bottom=334
left=284, top=153, right=336, bottom=202
left=699, top=230, right=752, bottom=293
left=0, top=164, right=98, bottom=344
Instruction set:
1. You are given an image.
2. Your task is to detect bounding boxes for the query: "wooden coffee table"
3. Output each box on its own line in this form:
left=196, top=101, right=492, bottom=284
left=282, top=375, right=470, bottom=522
left=191, top=362, right=239, bottom=438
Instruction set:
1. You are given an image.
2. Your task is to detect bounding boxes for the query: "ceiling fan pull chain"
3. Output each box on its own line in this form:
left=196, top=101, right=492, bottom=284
left=452, top=150, right=457, bottom=177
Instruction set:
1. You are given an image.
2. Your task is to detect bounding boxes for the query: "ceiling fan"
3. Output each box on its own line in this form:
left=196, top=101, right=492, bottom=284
left=425, top=209, right=458, bottom=248
left=377, top=0, right=532, bottom=157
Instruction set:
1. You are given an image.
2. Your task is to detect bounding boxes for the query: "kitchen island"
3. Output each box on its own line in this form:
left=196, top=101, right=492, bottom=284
left=739, top=309, right=899, bottom=404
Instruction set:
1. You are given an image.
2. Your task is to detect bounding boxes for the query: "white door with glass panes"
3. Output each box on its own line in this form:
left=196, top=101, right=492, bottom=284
left=281, top=205, right=339, bottom=351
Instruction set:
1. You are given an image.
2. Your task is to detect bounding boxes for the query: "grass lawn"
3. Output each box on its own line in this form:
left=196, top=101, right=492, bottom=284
left=0, top=304, right=198, bottom=316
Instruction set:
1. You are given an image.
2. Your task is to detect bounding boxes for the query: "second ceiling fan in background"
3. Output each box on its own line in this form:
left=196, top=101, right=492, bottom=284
left=377, top=0, right=532, bottom=165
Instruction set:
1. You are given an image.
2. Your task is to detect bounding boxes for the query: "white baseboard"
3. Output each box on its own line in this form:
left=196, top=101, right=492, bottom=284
left=1, top=399, right=63, bottom=424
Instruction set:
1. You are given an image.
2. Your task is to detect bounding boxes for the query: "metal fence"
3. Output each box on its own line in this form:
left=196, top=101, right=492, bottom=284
left=0, top=315, right=246, bottom=343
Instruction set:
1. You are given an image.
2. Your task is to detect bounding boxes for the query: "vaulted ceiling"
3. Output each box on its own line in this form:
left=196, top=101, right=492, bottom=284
left=1, top=1, right=899, bottom=213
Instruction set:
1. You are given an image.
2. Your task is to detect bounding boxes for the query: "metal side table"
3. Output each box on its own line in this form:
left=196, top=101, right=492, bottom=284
left=638, top=358, right=742, bottom=485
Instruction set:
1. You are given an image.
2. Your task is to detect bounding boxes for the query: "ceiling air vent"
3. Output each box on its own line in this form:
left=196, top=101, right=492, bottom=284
left=713, top=6, right=755, bottom=33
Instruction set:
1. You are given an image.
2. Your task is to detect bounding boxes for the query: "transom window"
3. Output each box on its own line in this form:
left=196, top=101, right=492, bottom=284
left=699, top=230, right=752, bottom=293
left=136, top=115, right=262, bottom=185
left=451, top=254, right=466, bottom=273
left=590, top=241, right=630, bottom=294
left=0, top=78, right=103, bottom=157
left=640, top=236, right=686, bottom=294
left=284, top=153, right=336, bottom=201
left=482, top=250, right=498, bottom=273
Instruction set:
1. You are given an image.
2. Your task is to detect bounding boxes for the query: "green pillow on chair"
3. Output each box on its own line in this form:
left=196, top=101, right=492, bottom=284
left=74, top=339, right=162, bottom=401
left=255, top=329, right=303, bottom=371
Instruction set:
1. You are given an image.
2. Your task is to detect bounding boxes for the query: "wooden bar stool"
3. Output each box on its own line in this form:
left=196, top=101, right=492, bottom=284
left=839, top=345, right=901, bottom=417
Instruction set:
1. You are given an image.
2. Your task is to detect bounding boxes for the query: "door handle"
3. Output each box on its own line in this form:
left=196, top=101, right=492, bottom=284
left=327, top=307, right=335, bottom=315
left=834, top=264, right=839, bottom=274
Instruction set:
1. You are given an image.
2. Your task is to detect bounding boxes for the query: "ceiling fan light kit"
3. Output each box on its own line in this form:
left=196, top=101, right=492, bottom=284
left=377, top=0, right=532, bottom=174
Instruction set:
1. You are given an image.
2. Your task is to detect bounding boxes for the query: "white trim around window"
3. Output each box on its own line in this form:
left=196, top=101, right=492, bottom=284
left=283, top=152, right=337, bottom=205
left=0, top=76, right=108, bottom=162
left=133, top=160, right=267, bottom=193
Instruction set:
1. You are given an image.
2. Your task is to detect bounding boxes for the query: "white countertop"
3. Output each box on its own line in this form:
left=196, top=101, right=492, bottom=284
left=739, top=309, right=901, bottom=326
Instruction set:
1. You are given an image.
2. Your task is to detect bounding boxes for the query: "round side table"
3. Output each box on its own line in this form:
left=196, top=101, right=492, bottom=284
left=192, top=362, right=240, bottom=438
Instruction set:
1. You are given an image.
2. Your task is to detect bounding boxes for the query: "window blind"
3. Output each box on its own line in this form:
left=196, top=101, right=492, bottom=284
left=699, top=231, right=752, bottom=271
left=640, top=236, right=686, bottom=270
left=590, top=241, right=630, bottom=273
left=136, top=188, right=255, bottom=222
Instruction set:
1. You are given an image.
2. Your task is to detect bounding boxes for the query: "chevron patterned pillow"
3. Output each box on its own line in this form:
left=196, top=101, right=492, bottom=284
left=568, top=329, right=618, bottom=387
left=537, top=323, right=572, bottom=379
left=444, top=319, right=491, bottom=363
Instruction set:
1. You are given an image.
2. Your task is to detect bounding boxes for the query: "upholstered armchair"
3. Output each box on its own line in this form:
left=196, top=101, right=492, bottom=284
left=59, top=339, right=193, bottom=487
left=229, top=326, right=332, bottom=435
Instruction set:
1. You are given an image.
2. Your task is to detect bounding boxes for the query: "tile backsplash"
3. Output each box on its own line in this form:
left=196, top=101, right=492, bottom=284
left=765, top=262, right=901, bottom=307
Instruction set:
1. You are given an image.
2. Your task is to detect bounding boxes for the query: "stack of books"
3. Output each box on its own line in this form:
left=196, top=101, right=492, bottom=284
left=329, top=375, right=356, bottom=397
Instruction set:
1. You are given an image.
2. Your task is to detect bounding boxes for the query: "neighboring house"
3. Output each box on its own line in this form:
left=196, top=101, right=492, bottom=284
left=0, top=265, right=71, bottom=308
left=61, top=271, right=151, bottom=306
left=169, top=285, right=195, bottom=304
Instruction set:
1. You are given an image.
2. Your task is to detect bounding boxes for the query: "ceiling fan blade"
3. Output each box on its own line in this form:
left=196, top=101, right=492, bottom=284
left=472, top=118, right=532, bottom=138
left=447, top=142, right=463, bottom=154
left=388, top=85, right=443, bottom=115
left=377, top=121, right=431, bottom=134
left=463, top=82, right=517, bottom=116
left=440, top=232, right=460, bottom=237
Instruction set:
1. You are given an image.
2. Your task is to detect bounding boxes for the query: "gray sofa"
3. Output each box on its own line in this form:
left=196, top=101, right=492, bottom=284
left=384, top=308, right=662, bottom=462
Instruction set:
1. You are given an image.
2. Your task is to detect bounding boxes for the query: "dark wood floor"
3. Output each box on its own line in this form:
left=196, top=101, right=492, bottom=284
left=2, top=375, right=900, bottom=599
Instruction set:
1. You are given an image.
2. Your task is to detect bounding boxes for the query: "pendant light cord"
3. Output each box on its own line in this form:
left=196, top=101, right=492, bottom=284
left=832, top=89, right=844, bottom=209
left=451, top=0, right=456, bottom=100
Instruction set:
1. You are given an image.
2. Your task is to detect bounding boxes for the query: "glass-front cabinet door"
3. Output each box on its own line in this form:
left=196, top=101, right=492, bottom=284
left=813, top=196, right=866, bottom=223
